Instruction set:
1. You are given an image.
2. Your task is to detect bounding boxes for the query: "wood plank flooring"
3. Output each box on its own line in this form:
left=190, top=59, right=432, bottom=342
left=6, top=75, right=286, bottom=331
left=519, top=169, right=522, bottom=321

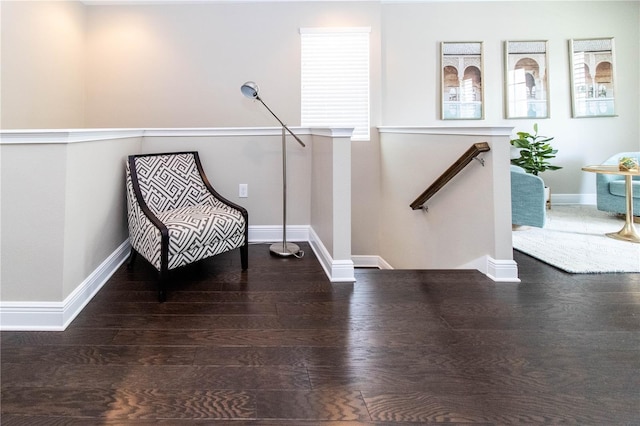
left=2, top=243, right=639, bottom=424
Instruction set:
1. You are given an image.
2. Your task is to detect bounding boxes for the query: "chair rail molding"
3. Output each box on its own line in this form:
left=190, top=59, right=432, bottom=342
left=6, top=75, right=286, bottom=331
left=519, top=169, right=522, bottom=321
left=0, top=127, right=351, bottom=145
left=377, top=126, right=513, bottom=137
left=0, top=129, right=144, bottom=144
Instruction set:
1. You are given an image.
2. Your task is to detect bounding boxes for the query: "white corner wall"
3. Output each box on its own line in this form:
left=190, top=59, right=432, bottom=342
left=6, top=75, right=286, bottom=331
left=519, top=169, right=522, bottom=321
left=309, top=128, right=355, bottom=282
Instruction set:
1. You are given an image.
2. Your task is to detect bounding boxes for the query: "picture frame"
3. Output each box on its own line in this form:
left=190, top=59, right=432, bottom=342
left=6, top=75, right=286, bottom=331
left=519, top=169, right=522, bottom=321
left=569, top=37, right=616, bottom=118
left=441, top=41, right=484, bottom=120
left=504, top=40, right=549, bottom=119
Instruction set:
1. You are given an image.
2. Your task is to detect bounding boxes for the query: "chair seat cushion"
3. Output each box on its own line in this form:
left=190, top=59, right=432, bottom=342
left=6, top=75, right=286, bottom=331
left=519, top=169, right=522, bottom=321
left=609, top=180, right=640, bottom=198
left=156, top=204, right=246, bottom=255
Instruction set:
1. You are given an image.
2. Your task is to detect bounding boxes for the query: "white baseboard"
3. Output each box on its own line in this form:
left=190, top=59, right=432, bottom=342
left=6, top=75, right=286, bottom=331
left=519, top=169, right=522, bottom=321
left=551, top=193, right=596, bottom=205
left=308, top=228, right=355, bottom=282
left=251, top=225, right=356, bottom=282
left=0, top=240, right=130, bottom=331
left=354, top=254, right=519, bottom=282
left=1, top=222, right=527, bottom=330
left=352, top=255, right=393, bottom=269
left=0, top=227, right=348, bottom=331
left=248, top=225, right=310, bottom=243
left=485, top=257, right=520, bottom=282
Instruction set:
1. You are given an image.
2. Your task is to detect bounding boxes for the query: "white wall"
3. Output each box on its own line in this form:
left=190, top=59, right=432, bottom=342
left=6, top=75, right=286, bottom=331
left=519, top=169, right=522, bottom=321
left=83, top=2, right=382, bottom=129
left=0, top=1, right=86, bottom=129
left=381, top=1, right=640, bottom=197
left=379, top=127, right=514, bottom=275
left=309, top=129, right=355, bottom=281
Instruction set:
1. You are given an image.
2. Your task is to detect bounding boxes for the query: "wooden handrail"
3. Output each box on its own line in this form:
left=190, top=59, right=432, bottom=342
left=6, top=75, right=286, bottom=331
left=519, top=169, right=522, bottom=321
left=410, top=142, right=490, bottom=210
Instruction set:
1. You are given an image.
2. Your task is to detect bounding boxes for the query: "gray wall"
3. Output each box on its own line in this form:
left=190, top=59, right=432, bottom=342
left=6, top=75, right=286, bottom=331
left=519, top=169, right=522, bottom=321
left=0, top=134, right=140, bottom=301
left=378, top=128, right=513, bottom=270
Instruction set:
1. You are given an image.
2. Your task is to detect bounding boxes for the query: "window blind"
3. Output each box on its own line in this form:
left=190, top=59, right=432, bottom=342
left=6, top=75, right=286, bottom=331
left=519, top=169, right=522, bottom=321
left=300, top=27, right=370, bottom=141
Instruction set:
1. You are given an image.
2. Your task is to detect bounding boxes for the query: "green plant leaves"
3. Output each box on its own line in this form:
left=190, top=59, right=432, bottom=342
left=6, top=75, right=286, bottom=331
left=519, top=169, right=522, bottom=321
left=510, top=124, right=562, bottom=176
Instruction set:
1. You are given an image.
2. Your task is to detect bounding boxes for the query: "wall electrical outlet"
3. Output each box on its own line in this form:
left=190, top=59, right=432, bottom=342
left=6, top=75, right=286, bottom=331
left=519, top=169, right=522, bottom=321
left=239, top=184, right=248, bottom=198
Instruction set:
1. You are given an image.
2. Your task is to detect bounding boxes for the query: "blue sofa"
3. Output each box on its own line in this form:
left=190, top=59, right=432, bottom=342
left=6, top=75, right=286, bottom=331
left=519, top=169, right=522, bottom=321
left=511, top=165, right=546, bottom=228
left=596, top=152, right=640, bottom=216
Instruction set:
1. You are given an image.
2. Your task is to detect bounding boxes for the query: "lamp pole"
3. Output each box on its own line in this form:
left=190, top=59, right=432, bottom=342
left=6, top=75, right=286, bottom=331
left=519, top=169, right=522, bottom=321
left=241, top=81, right=305, bottom=257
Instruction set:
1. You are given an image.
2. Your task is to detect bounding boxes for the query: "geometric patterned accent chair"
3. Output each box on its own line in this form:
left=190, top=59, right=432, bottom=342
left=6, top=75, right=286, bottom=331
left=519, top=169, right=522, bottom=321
left=596, top=151, right=640, bottom=217
left=511, top=165, right=546, bottom=228
left=126, top=152, right=248, bottom=302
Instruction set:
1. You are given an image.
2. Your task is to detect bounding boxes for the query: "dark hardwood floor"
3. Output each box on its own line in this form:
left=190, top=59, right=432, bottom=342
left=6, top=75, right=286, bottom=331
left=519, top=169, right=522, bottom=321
left=2, top=243, right=639, bottom=425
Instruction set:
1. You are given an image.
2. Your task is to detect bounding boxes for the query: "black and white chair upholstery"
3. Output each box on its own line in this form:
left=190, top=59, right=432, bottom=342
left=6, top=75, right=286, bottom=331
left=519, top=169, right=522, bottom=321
left=126, top=152, right=248, bottom=301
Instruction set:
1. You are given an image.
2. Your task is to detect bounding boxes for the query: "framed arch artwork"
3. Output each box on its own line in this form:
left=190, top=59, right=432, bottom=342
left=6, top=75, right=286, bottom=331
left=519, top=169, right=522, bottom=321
left=441, top=41, right=484, bottom=120
left=504, top=40, right=550, bottom=119
left=569, top=38, right=617, bottom=118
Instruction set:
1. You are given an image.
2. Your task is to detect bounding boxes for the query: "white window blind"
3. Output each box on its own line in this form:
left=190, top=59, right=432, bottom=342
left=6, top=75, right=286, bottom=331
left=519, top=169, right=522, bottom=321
left=300, top=27, right=370, bottom=141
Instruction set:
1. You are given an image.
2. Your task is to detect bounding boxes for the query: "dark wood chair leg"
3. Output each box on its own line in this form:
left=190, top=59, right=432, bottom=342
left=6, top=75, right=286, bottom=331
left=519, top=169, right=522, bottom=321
left=241, top=244, right=248, bottom=271
left=158, top=269, right=168, bottom=303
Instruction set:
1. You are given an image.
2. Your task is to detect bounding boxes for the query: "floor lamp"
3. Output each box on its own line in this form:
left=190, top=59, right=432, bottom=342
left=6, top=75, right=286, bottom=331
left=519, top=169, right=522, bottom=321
left=240, top=81, right=306, bottom=257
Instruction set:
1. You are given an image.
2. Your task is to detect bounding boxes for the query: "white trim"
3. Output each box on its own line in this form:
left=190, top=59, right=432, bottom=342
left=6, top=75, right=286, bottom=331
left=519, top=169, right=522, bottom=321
left=309, top=128, right=355, bottom=138
left=309, top=227, right=356, bottom=282
left=0, top=240, right=130, bottom=331
left=0, top=127, right=352, bottom=145
left=61, top=240, right=131, bottom=328
left=355, top=254, right=518, bottom=281
left=461, top=255, right=520, bottom=282
left=377, top=126, right=514, bottom=137
left=486, top=257, right=520, bottom=282
left=352, top=255, right=393, bottom=269
left=248, top=225, right=310, bottom=243
left=144, top=127, right=308, bottom=138
left=551, top=193, right=596, bottom=205
left=0, top=129, right=143, bottom=144
left=330, top=260, right=357, bottom=282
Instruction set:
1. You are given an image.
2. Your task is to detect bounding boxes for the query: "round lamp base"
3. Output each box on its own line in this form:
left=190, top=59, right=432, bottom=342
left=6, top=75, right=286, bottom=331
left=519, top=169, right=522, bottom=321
left=269, top=242, right=301, bottom=257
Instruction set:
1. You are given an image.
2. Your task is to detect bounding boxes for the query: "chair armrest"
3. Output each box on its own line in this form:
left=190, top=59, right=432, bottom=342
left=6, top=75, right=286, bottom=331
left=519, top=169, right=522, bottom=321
left=126, top=161, right=166, bottom=270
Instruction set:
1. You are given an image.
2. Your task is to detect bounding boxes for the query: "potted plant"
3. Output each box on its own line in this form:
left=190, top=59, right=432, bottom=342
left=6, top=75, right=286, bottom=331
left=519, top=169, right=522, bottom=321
left=510, top=123, right=562, bottom=208
left=618, top=156, right=639, bottom=172
left=510, top=123, right=562, bottom=176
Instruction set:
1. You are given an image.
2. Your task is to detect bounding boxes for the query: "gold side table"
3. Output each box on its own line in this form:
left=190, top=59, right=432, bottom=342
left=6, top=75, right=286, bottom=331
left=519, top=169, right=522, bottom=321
left=582, top=165, right=640, bottom=243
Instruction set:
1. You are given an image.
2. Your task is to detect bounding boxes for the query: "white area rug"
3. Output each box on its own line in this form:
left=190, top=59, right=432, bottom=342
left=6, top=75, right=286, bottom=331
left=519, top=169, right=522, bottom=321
left=512, top=205, right=640, bottom=273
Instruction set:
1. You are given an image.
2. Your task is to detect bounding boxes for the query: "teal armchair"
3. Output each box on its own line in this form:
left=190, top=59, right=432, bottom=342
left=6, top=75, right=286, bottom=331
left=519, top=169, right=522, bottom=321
left=511, top=165, right=546, bottom=228
left=596, top=152, right=640, bottom=216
